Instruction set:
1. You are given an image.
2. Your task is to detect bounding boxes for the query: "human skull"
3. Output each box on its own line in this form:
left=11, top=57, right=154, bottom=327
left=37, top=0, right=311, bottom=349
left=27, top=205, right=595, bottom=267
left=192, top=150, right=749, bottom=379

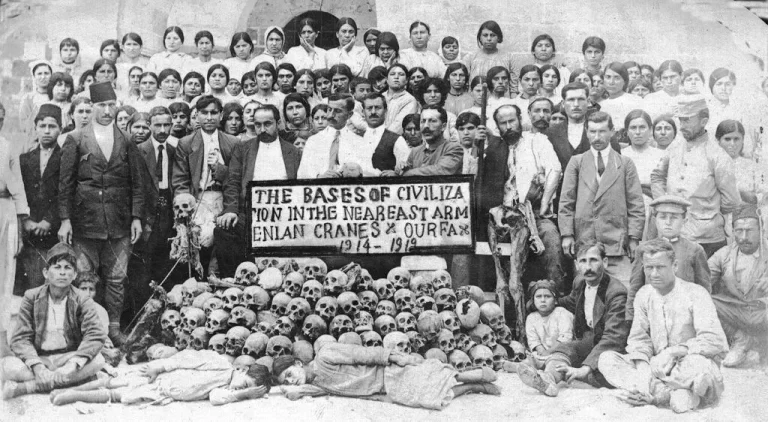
left=161, top=309, right=181, bottom=331
left=387, top=267, right=411, bottom=290
left=356, top=269, right=374, bottom=292
left=440, top=310, right=461, bottom=334
left=354, top=311, right=374, bottom=332
left=255, top=257, right=281, bottom=272
left=434, top=288, right=457, bottom=312
left=416, top=310, right=444, bottom=343
left=266, top=335, right=293, bottom=357
left=287, top=297, right=311, bottom=322
left=456, top=333, right=476, bottom=353
left=183, top=308, right=206, bottom=334
left=492, top=344, right=509, bottom=370
left=242, top=332, right=269, bottom=358
left=480, top=302, right=506, bottom=332
left=358, top=291, right=379, bottom=313
left=181, top=278, right=202, bottom=307
left=393, top=289, right=415, bottom=313
left=383, top=331, right=411, bottom=354
left=257, top=267, right=283, bottom=292
left=166, top=285, right=183, bottom=309
left=255, top=356, right=274, bottom=372
left=455, top=285, right=486, bottom=305
left=330, top=315, right=354, bottom=338
left=173, top=193, right=196, bottom=221
left=255, top=319, right=275, bottom=336
left=361, top=331, right=382, bottom=348
left=374, top=315, right=397, bottom=336
left=191, top=292, right=213, bottom=310
left=228, top=306, right=257, bottom=329
left=469, top=324, right=497, bottom=349
left=203, top=296, right=224, bottom=316
left=415, top=296, right=436, bottom=313
left=437, top=329, right=456, bottom=354
left=410, top=275, right=435, bottom=298
left=449, top=350, right=472, bottom=372
left=315, top=296, right=338, bottom=321
left=301, top=258, right=327, bottom=281
left=301, top=314, right=328, bottom=341
left=282, top=272, right=305, bottom=297
left=431, top=270, right=452, bottom=290
left=272, top=316, right=296, bottom=338
left=508, top=340, right=527, bottom=362
left=270, top=292, right=292, bottom=316
left=337, top=292, right=360, bottom=316
left=225, top=326, right=250, bottom=356
left=190, top=327, right=211, bottom=351
left=146, top=344, right=178, bottom=360
left=373, top=278, right=395, bottom=301
left=175, top=330, right=191, bottom=350
left=234, top=261, right=259, bottom=286
left=469, top=345, right=494, bottom=369
left=406, top=331, right=427, bottom=354
left=206, top=309, right=230, bottom=334
left=233, top=355, right=257, bottom=370
left=300, top=279, right=323, bottom=306
left=293, top=340, right=314, bottom=364
left=313, top=335, right=336, bottom=354
left=496, top=325, right=514, bottom=345
left=395, top=312, right=416, bottom=332
left=209, top=334, right=226, bottom=354
left=338, top=332, right=362, bottom=345
left=375, top=300, right=397, bottom=318
left=456, top=299, right=481, bottom=330
left=222, top=287, right=243, bottom=312
left=242, top=286, right=270, bottom=311
left=323, top=270, right=349, bottom=295
left=425, top=348, right=447, bottom=363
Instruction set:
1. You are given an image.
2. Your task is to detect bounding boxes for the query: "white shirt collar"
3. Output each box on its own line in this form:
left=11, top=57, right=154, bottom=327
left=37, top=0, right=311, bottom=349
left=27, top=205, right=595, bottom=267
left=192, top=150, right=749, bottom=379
left=202, top=129, right=218, bottom=144
left=93, top=122, right=113, bottom=136
left=590, top=146, right=608, bottom=159
left=151, top=137, right=167, bottom=151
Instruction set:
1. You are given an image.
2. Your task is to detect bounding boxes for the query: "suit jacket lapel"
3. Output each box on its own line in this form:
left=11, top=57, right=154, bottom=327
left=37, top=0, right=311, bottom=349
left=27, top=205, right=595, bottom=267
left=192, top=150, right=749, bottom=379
left=42, top=145, right=61, bottom=183
left=595, top=149, right=621, bottom=200
left=141, top=141, right=159, bottom=188
left=34, top=286, right=49, bottom=347
left=593, top=274, right=610, bottom=327
left=243, top=140, right=260, bottom=188
left=190, top=131, right=204, bottom=191
left=83, top=128, right=107, bottom=168
left=106, top=126, right=124, bottom=166
left=279, top=141, right=295, bottom=177
left=581, top=152, right=599, bottom=194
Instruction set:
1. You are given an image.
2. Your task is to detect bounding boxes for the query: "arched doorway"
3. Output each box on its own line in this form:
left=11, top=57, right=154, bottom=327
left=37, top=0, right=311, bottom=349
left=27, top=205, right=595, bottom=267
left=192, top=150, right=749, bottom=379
left=283, top=11, right=340, bottom=52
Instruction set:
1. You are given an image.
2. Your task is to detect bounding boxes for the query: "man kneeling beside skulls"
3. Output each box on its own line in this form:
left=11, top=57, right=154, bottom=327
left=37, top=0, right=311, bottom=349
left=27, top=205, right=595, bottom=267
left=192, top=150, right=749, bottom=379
left=273, top=342, right=500, bottom=410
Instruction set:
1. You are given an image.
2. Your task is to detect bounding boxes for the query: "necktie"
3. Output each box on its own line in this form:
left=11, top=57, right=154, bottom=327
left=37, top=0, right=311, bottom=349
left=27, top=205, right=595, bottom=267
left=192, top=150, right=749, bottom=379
left=328, top=130, right=340, bottom=171
left=597, top=151, right=605, bottom=176
left=156, top=144, right=164, bottom=185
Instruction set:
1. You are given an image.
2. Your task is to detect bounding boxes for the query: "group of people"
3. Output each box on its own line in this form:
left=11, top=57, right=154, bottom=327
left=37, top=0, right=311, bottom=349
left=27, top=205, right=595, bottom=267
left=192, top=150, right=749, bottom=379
left=0, top=14, right=767, bottom=413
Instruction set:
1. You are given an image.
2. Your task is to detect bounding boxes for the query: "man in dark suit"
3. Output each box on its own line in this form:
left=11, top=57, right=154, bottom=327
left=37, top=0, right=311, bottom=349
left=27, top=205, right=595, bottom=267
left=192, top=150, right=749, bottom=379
left=18, top=104, right=63, bottom=292
left=125, top=106, right=177, bottom=322
left=172, top=95, right=238, bottom=274
left=518, top=239, right=630, bottom=397
left=58, top=82, right=145, bottom=345
left=362, top=92, right=410, bottom=176
left=216, top=105, right=301, bottom=276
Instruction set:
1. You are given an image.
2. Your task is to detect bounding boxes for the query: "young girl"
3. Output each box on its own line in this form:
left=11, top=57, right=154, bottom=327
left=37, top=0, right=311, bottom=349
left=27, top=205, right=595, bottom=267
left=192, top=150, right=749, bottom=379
left=224, top=32, right=255, bottom=83
left=147, top=26, right=187, bottom=73
left=525, top=279, right=574, bottom=355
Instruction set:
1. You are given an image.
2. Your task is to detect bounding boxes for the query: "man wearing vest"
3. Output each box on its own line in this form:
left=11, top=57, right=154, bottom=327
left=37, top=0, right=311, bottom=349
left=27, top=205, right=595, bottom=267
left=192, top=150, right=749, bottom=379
left=362, top=92, right=411, bottom=177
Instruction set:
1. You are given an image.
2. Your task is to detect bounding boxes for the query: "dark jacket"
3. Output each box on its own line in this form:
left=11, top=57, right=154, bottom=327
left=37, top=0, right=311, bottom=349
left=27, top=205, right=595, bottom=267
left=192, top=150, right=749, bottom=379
left=372, top=129, right=401, bottom=171
left=477, top=134, right=507, bottom=242
left=544, top=123, right=621, bottom=171
left=559, top=273, right=630, bottom=370
left=19, top=144, right=61, bottom=248
left=10, top=284, right=107, bottom=368
left=223, top=137, right=300, bottom=215
left=172, top=129, right=238, bottom=199
left=59, top=125, right=145, bottom=239
left=138, top=139, right=176, bottom=229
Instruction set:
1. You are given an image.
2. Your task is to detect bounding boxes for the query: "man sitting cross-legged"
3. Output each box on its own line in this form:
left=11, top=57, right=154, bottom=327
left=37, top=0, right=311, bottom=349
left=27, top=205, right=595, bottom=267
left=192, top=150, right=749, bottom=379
left=598, top=239, right=729, bottom=413
left=273, top=342, right=500, bottom=410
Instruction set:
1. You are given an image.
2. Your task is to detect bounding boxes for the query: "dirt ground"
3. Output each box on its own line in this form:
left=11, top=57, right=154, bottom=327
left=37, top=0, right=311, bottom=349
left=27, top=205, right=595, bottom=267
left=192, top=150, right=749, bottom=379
left=2, top=363, right=767, bottom=422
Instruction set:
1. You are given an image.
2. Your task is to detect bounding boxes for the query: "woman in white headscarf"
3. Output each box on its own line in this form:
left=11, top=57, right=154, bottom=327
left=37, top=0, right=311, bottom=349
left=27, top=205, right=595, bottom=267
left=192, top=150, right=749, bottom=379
left=438, top=36, right=463, bottom=65
left=252, top=26, right=286, bottom=69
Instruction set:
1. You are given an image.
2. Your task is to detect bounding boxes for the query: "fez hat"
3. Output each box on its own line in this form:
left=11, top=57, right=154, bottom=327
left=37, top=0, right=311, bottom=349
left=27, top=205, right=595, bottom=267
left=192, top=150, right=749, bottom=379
left=733, top=204, right=759, bottom=224
left=35, top=103, right=62, bottom=127
left=46, top=242, right=76, bottom=262
left=676, top=94, right=708, bottom=118
left=650, top=195, right=691, bottom=213
left=89, top=82, right=117, bottom=103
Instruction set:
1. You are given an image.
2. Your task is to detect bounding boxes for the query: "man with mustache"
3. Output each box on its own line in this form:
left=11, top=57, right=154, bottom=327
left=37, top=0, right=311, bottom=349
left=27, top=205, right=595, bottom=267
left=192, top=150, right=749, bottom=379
left=362, top=93, right=410, bottom=176
left=517, top=239, right=629, bottom=397
left=651, top=95, right=741, bottom=258
left=708, top=204, right=768, bottom=367
left=400, top=105, right=462, bottom=176
left=479, top=103, right=565, bottom=290
left=58, top=82, right=145, bottom=346
left=558, top=111, right=645, bottom=286
left=216, top=105, right=300, bottom=275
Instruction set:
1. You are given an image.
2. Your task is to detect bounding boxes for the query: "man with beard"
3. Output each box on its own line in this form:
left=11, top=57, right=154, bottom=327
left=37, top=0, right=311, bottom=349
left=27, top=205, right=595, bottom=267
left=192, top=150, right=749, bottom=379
left=126, top=106, right=177, bottom=320
left=400, top=105, right=462, bottom=176
left=58, top=82, right=145, bottom=346
left=559, top=111, right=645, bottom=285
left=167, top=102, right=191, bottom=146
left=479, top=103, right=564, bottom=290
left=216, top=105, right=300, bottom=275
left=298, top=93, right=376, bottom=178
left=651, top=95, right=740, bottom=257
left=362, top=93, right=410, bottom=176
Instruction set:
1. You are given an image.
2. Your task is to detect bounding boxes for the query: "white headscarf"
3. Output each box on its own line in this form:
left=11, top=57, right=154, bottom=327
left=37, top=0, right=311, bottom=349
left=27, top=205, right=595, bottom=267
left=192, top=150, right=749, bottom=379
left=437, top=37, right=462, bottom=65
left=263, top=26, right=286, bottom=59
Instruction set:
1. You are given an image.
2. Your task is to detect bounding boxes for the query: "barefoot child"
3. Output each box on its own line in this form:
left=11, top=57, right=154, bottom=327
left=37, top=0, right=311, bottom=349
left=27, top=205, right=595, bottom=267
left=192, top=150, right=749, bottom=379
left=73, top=272, right=120, bottom=368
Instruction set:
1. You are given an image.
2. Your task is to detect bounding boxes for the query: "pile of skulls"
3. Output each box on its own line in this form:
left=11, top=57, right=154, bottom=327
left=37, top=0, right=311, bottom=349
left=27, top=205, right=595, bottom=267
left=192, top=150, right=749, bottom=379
left=154, top=258, right=528, bottom=373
